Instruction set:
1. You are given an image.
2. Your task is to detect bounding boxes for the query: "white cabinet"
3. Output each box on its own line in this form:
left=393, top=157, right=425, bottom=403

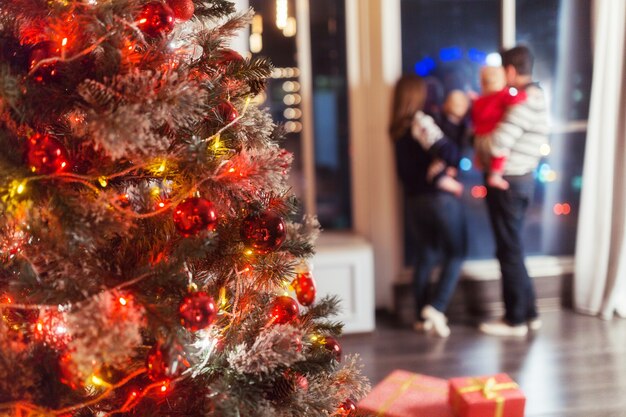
left=312, top=233, right=375, bottom=333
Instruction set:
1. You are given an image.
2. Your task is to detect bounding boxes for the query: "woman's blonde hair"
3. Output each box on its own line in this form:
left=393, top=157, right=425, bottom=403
left=389, top=74, right=427, bottom=141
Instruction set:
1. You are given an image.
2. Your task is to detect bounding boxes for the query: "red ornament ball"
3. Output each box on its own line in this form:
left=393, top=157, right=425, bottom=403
left=137, top=2, right=176, bottom=38
left=173, top=197, right=218, bottom=237
left=323, top=336, right=342, bottom=362
left=214, top=48, right=244, bottom=69
left=292, top=272, right=316, bottom=306
left=240, top=211, right=286, bottom=254
left=26, top=133, right=70, bottom=174
left=167, top=0, right=195, bottom=21
left=146, top=344, right=189, bottom=381
left=269, top=296, right=299, bottom=324
left=337, top=398, right=357, bottom=416
left=179, top=291, right=217, bottom=331
left=215, top=101, right=239, bottom=124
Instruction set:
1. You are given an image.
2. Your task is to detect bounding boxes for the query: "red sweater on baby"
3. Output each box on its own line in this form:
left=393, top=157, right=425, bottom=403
left=472, top=87, right=527, bottom=135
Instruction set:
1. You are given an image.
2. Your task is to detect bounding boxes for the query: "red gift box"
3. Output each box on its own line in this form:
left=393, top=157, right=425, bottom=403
left=358, top=370, right=454, bottom=417
left=448, top=373, right=525, bottom=417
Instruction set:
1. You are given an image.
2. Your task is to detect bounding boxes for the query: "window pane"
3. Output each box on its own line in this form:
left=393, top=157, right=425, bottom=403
left=249, top=0, right=304, bottom=205
left=309, top=0, right=352, bottom=229
left=399, top=0, right=592, bottom=261
left=517, top=0, right=592, bottom=255
left=400, top=0, right=500, bottom=262
left=249, top=0, right=352, bottom=230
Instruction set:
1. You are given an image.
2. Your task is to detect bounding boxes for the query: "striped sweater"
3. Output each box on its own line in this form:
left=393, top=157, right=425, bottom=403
left=491, top=83, right=549, bottom=175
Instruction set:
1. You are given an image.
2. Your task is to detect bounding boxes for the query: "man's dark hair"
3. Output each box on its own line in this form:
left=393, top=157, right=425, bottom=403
left=500, top=45, right=534, bottom=76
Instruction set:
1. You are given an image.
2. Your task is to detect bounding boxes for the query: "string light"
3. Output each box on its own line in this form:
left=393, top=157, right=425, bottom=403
left=275, top=0, right=288, bottom=30
left=98, top=176, right=108, bottom=187
left=118, top=297, right=128, bottom=306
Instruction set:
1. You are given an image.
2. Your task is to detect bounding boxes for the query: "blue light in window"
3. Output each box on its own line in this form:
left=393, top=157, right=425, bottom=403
left=439, top=46, right=462, bottom=62
left=468, top=48, right=487, bottom=64
left=536, top=163, right=556, bottom=183
left=414, top=57, right=436, bottom=76
left=459, top=157, right=472, bottom=171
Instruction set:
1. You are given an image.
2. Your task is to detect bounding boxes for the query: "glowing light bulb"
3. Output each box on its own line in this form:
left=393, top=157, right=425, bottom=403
left=90, top=375, right=105, bottom=386
left=119, top=297, right=128, bottom=306
left=98, top=176, right=108, bottom=187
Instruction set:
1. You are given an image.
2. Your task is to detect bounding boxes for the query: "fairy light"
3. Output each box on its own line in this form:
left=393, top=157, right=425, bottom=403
left=244, top=249, right=253, bottom=256
left=119, top=297, right=128, bottom=306
left=16, top=181, right=26, bottom=195
left=540, top=143, right=551, bottom=156
left=219, top=286, right=228, bottom=307
left=90, top=375, right=107, bottom=387
left=98, top=176, right=108, bottom=187
left=157, top=161, right=166, bottom=173
left=283, top=17, right=297, bottom=37
left=275, top=0, right=288, bottom=30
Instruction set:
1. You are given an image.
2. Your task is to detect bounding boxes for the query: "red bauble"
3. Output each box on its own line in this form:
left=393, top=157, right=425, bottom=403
left=337, top=398, right=357, bottom=416
left=167, top=0, right=195, bottom=21
left=323, top=336, right=342, bottom=362
left=146, top=344, right=189, bottom=381
left=26, top=133, right=70, bottom=174
left=240, top=211, right=286, bottom=254
left=179, top=291, right=217, bottom=331
left=269, top=296, right=299, bottom=324
left=215, top=48, right=244, bottom=69
left=173, top=197, right=218, bottom=237
left=215, top=101, right=239, bottom=124
left=137, top=2, right=176, bottom=38
left=292, top=272, right=316, bottom=306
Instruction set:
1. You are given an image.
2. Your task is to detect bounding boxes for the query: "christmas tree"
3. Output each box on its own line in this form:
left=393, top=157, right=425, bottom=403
left=0, top=1, right=368, bottom=416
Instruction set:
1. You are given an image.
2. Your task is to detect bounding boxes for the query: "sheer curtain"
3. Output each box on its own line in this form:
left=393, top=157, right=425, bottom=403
left=574, top=0, right=626, bottom=319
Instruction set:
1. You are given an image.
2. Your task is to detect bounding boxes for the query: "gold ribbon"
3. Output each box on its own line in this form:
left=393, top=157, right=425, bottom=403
left=457, top=377, right=519, bottom=417
left=376, top=374, right=446, bottom=416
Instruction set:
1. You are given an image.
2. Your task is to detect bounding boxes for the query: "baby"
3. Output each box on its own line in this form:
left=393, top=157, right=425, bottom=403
left=472, top=66, right=527, bottom=189
left=424, top=90, right=469, bottom=197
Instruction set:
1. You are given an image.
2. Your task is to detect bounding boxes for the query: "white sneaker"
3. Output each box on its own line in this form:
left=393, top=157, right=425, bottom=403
left=528, top=318, right=542, bottom=331
left=421, top=305, right=451, bottom=338
left=479, top=320, right=528, bottom=337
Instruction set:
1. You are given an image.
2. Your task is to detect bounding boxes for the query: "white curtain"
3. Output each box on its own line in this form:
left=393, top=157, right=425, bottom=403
left=574, top=0, right=626, bottom=319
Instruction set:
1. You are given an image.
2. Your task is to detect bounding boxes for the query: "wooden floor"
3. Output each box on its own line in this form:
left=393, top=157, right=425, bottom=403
left=341, top=310, right=626, bottom=417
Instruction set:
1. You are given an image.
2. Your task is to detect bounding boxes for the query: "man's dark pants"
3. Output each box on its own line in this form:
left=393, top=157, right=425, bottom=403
left=485, top=173, right=538, bottom=325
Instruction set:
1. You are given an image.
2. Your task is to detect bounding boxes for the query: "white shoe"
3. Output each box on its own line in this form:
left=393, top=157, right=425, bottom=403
left=479, top=320, right=528, bottom=337
left=528, top=318, right=542, bottom=331
left=421, top=305, right=451, bottom=338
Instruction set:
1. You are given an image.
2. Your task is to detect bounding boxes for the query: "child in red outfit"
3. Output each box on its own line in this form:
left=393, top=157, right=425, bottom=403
left=472, top=66, right=527, bottom=189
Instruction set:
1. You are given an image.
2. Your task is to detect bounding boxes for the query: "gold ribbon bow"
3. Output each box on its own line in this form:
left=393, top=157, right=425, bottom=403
left=457, top=377, right=519, bottom=417
left=376, top=374, right=446, bottom=416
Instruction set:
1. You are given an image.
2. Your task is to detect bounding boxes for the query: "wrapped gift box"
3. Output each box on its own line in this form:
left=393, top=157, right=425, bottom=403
left=358, top=370, right=454, bottom=417
left=448, top=373, right=525, bottom=417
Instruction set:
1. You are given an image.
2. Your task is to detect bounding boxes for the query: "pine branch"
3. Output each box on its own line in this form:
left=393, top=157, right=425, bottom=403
left=192, top=0, right=237, bottom=20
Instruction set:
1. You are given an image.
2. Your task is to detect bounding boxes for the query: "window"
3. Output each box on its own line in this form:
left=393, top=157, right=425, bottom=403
left=400, top=0, right=593, bottom=260
left=248, top=0, right=351, bottom=230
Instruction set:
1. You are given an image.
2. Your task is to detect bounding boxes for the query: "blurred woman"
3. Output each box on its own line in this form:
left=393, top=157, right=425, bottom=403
left=390, top=75, right=467, bottom=338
